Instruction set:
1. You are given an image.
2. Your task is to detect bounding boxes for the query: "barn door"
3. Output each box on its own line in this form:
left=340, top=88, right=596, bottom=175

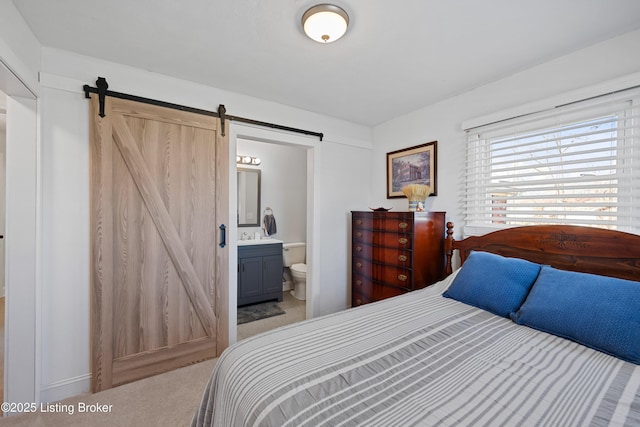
left=89, top=96, right=229, bottom=392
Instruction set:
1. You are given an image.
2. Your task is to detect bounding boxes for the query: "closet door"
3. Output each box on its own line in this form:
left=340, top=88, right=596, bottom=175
left=90, top=96, right=228, bottom=392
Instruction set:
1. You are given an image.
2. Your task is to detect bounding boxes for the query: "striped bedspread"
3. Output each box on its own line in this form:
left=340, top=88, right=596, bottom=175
left=192, top=273, right=640, bottom=426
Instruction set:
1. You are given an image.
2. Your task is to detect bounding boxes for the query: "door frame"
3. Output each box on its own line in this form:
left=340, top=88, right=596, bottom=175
left=228, top=123, right=321, bottom=344
left=0, top=57, right=40, bottom=406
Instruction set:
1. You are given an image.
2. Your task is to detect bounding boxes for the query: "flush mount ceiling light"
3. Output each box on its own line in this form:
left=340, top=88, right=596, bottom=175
left=302, top=4, right=349, bottom=43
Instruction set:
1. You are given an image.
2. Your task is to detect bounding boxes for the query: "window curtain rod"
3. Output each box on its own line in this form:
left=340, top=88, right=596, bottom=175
left=83, top=77, right=324, bottom=141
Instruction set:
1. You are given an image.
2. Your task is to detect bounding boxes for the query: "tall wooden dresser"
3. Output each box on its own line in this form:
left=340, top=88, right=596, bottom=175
left=351, top=211, right=446, bottom=307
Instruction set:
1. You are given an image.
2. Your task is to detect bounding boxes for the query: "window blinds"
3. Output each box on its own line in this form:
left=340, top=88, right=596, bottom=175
left=463, top=87, right=640, bottom=232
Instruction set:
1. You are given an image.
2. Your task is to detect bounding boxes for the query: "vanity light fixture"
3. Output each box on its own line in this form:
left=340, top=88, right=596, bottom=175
left=302, top=4, right=349, bottom=43
left=237, top=155, right=261, bottom=165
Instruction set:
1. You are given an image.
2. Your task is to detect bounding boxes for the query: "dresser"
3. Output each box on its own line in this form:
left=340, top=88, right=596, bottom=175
left=351, top=211, right=446, bottom=307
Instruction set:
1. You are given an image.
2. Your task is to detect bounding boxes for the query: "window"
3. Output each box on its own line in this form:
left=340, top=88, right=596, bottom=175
left=464, top=87, right=640, bottom=232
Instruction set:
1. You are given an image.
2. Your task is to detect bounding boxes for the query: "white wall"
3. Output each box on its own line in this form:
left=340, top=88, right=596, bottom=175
left=4, top=95, right=38, bottom=405
left=236, top=139, right=307, bottom=244
left=316, top=141, right=373, bottom=313
left=38, top=47, right=373, bottom=401
left=39, top=86, right=91, bottom=401
left=372, top=29, right=640, bottom=242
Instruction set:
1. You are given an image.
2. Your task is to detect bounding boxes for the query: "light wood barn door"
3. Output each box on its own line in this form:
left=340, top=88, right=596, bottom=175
left=90, top=96, right=229, bottom=392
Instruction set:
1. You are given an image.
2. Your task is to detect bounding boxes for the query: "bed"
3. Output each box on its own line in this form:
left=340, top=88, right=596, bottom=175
left=192, top=223, right=640, bottom=426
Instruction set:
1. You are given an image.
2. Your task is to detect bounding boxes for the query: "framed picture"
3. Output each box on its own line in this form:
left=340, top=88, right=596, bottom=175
left=386, top=141, right=437, bottom=198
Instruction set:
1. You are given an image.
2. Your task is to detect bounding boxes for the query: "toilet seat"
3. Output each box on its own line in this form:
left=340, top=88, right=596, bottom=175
left=291, top=263, right=307, bottom=274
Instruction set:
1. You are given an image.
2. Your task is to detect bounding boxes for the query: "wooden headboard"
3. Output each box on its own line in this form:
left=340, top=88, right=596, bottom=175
left=445, top=222, right=640, bottom=282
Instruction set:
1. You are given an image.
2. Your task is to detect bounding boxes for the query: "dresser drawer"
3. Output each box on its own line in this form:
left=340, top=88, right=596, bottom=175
left=352, top=273, right=372, bottom=295
left=353, top=213, right=414, bottom=233
left=377, top=265, right=412, bottom=288
left=352, top=281, right=406, bottom=307
left=353, top=243, right=411, bottom=267
left=352, top=215, right=373, bottom=230
left=374, top=215, right=413, bottom=233
left=353, top=230, right=412, bottom=248
left=353, top=257, right=413, bottom=289
left=351, top=292, right=373, bottom=307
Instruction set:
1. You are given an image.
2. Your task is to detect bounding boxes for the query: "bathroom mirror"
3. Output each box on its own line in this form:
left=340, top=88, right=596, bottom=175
left=237, top=168, right=261, bottom=227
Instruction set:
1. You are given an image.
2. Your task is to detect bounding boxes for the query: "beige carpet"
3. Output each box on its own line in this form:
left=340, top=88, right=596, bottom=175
left=0, top=358, right=216, bottom=427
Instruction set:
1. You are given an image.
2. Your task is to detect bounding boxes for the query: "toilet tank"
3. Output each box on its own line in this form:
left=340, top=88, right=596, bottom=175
left=283, top=242, right=306, bottom=267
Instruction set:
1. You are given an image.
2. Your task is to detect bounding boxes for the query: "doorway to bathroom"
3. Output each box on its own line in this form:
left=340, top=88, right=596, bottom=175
left=229, top=122, right=321, bottom=344
left=235, top=137, right=308, bottom=341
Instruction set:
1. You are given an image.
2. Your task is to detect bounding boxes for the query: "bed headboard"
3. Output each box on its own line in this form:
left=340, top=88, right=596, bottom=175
left=445, top=222, right=640, bottom=281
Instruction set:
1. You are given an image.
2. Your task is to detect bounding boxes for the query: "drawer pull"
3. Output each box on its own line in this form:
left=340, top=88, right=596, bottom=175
left=356, top=280, right=363, bottom=287
left=398, top=274, right=408, bottom=282
left=398, top=255, right=408, bottom=262
left=356, top=262, right=363, bottom=269
left=355, top=246, right=362, bottom=252
left=355, top=298, right=362, bottom=306
left=398, top=222, right=408, bottom=229
left=356, top=219, right=363, bottom=225
left=356, top=232, right=363, bottom=238
left=398, top=237, right=408, bottom=245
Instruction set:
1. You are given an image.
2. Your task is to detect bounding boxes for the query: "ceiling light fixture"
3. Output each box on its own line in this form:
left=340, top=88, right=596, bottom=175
left=302, top=4, right=349, bottom=43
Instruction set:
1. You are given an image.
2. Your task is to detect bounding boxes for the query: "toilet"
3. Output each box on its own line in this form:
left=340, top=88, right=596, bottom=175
left=282, top=242, right=307, bottom=300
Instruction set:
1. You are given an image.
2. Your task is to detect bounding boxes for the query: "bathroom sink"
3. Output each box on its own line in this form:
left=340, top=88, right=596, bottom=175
left=237, top=239, right=284, bottom=246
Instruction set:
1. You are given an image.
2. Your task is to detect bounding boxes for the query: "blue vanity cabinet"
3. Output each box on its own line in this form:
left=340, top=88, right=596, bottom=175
left=238, top=242, right=283, bottom=306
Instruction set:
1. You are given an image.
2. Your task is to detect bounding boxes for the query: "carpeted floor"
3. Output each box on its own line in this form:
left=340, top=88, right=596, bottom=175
left=0, top=293, right=306, bottom=426
left=237, top=300, right=285, bottom=324
left=0, top=359, right=216, bottom=427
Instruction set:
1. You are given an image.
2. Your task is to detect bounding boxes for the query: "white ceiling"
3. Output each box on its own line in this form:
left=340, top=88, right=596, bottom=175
left=11, top=0, right=640, bottom=127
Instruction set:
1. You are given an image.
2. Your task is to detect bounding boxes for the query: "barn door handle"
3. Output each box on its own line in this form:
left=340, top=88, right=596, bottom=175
left=219, top=224, right=227, bottom=248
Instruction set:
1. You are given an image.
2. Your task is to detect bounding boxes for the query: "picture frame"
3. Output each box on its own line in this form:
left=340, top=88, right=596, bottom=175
left=386, top=141, right=437, bottom=199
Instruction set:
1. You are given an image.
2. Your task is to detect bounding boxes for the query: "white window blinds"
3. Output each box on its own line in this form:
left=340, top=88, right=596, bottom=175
left=464, top=87, right=640, bottom=232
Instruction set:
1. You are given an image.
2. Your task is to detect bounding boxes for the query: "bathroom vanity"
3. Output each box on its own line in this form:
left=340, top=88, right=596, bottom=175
left=237, top=240, right=283, bottom=306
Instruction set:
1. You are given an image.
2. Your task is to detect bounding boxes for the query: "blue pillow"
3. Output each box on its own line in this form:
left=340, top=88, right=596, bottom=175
left=442, top=251, right=541, bottom=317
left=510, top=266, right=640, bottom=364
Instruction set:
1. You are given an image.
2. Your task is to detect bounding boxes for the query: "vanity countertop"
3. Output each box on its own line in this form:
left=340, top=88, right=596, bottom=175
left=237, top=238, right=284, bottom=246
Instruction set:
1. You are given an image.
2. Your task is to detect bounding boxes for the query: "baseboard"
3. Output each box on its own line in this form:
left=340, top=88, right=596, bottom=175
left=40, top=373, right=91, bottom=403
